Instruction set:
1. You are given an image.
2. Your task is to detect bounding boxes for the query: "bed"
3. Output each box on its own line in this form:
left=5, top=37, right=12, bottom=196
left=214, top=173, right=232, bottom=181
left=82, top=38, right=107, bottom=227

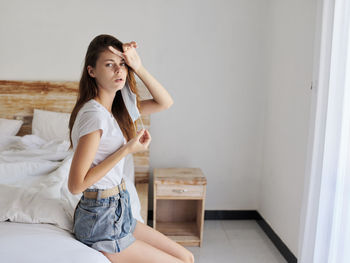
left=0, top=80, right=151, bottom=263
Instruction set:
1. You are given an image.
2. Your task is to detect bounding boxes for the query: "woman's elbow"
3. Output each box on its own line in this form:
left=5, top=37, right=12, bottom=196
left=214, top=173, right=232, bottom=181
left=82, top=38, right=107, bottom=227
left=68, top=183, right=80, bottom=195
left=165, top=100, right=174, bottom=109
left=68, top=176, right=82, bottom=195
left=69, top=188, right=81, bottom=195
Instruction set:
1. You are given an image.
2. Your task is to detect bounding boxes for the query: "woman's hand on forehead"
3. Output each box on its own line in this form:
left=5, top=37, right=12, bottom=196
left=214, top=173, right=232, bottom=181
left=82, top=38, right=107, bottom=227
left=108, top=41, right=142, bottom=72
left=108, top=46, right=124, bottom=58
left=123, top=41, right=138, bottom=50
left=108, top=41, right=138, bottom=58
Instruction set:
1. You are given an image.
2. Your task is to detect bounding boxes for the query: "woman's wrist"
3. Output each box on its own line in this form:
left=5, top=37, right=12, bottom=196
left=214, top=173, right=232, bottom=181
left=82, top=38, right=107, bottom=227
left=134, top=64, right=145, bottom=76
left=122, top=143, right=132, bottom=155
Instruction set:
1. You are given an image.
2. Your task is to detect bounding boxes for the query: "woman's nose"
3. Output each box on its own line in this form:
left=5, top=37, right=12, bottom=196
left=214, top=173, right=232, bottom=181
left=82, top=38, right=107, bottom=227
left=114, top=65, right=121, bottom=72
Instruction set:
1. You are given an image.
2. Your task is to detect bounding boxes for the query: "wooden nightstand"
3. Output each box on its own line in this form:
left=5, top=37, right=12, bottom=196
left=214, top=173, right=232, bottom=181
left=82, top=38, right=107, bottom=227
left=153, top=168, right=207, bottom=247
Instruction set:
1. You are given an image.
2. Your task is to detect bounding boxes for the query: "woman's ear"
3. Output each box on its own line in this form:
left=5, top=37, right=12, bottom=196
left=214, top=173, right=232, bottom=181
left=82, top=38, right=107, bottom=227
left=87, top=65, right=95, bottom=78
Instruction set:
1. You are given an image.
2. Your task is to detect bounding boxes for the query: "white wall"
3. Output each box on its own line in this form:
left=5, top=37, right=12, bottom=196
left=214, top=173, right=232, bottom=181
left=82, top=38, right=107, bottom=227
left=0, top=0, right=267, bottom=210
left=258, top=0, right=317, bottom=255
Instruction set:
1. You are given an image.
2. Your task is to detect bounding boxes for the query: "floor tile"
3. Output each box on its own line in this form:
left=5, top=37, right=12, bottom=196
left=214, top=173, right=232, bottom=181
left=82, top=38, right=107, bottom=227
left=185, top=220, right=287, bottom=263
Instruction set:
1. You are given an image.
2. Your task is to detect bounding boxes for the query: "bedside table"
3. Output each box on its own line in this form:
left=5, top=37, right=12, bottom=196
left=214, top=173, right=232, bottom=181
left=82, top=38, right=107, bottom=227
left=153, top=168, right=207, bottom=247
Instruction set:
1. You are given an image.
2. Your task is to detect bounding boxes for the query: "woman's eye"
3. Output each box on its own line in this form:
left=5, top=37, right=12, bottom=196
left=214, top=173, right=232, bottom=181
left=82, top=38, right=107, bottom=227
left=106, top=63, right=125, bottom=68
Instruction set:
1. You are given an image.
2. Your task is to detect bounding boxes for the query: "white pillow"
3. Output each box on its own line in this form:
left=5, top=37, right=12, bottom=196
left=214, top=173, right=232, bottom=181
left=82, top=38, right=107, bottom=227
left=0, top=118, right=23, bottom=136
left=0, top=154, right=74, bottom=231
left=0, top=136, right=20, bottom=152
left=32, top=109, right=70, bottom=141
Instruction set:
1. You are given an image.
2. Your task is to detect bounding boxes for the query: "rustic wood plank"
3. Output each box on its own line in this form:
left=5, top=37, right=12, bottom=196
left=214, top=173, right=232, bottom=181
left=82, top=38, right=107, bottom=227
left=154, top=168, right=207, bottom=185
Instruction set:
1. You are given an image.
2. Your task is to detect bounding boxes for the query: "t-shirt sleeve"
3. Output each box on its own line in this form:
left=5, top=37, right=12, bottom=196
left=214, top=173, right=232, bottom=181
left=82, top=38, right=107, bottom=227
left=76, top=110, right=105, bottom=140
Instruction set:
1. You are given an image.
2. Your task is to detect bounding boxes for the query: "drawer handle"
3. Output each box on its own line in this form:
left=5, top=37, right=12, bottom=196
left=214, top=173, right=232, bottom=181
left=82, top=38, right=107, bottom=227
left=172, top=189, right=188, bottom=193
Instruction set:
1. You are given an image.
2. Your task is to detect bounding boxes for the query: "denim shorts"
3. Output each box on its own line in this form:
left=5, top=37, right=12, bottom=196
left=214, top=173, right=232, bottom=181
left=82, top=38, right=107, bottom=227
left=72, top=184, right=137, bottom=254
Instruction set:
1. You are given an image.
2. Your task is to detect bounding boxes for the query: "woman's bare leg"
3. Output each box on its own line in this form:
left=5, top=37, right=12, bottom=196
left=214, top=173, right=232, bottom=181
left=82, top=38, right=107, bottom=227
left=100, top=220, right=194, bottom=263
left=101, top=239, right=185, bottom=263
left=132, top=220, right=194, bottom=263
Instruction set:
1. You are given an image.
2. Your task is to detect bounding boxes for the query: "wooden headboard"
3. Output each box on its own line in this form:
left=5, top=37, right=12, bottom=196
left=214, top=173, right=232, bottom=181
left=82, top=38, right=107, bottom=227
left=0, top=80, right=150, bottom=184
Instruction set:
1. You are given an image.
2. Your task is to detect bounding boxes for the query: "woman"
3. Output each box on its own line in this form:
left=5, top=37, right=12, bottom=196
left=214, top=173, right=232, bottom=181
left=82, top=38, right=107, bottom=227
left=67, top=34, right=194, bottom=263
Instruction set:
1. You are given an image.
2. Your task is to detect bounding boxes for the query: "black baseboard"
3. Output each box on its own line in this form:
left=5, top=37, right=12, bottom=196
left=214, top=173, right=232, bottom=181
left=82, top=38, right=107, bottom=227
left=256, top=217, right=297, bottom=263
left=147, top=210, right=261, bottom=221
left=204, top=210, right=262, bottom=220
left=148, top=210, right=297, bottom=263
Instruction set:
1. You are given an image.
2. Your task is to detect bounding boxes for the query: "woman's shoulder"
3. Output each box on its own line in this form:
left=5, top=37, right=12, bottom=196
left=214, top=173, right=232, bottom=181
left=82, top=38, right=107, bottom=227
left=72, top=100, right=109, bottom=141
left=77, top=99, right=105, bottom=118
left=81, top=99, right=100, bottom=111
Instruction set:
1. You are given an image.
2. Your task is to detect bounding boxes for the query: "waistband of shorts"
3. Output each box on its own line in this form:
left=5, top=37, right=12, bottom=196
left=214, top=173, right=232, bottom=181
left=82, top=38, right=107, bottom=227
left=83, top=178, right=126, bottom=200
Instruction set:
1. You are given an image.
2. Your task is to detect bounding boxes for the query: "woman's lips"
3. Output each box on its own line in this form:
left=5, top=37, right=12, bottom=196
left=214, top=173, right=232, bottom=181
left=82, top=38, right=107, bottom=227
left=115, top=79, right=123, bottom=82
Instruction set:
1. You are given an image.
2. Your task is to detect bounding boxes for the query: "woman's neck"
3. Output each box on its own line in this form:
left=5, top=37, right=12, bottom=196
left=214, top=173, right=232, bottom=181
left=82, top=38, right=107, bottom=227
left=94, top=90, right=115, bottom=113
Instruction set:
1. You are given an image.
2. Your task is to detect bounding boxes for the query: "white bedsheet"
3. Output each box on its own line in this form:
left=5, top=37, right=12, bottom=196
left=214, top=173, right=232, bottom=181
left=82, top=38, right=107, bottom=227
left=0, top=221, right=110, bottom=263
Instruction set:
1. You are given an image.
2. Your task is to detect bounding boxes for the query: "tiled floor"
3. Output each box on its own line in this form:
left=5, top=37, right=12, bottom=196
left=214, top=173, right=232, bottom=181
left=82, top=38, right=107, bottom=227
left=186, top=220, right=287, bottom=263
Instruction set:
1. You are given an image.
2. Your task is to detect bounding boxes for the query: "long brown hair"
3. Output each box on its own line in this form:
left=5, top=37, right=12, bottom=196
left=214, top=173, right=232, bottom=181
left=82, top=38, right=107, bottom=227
left=68, top=34, right=141, bottom=150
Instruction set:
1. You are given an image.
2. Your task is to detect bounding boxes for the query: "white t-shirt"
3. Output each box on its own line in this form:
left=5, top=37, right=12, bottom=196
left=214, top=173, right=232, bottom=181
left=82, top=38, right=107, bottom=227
left=71, top=99, right=127, bottom=189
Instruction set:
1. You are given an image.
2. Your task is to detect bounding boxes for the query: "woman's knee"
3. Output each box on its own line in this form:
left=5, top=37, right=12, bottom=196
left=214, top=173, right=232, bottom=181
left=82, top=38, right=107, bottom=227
left=183, top=250, right=195, bottom=263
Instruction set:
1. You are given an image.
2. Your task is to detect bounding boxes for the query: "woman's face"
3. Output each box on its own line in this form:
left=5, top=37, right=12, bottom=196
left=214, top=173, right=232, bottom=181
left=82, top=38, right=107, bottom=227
left=87, top=48, right=128, bottom=92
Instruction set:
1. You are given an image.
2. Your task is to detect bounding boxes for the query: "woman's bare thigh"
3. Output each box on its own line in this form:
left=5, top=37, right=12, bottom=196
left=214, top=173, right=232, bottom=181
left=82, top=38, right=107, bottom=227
left=132, top=220, right=193, bottom=262
left=100, top=239, right=184, bottom=263
left=100, top=220, right=194, bottom=263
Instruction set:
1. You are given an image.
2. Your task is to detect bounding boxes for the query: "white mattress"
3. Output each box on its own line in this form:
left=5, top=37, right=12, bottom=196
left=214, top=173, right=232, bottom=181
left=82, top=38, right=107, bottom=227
left=0, top=221, right=110, bottom=263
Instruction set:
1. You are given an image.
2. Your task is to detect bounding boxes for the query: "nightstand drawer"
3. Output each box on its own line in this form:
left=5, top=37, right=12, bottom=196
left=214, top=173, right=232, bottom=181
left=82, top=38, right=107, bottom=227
left=156, top=184, right=204, bottom=198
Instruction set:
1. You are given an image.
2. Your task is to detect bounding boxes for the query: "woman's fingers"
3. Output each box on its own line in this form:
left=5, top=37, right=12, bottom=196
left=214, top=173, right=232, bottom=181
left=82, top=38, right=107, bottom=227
left=143, top=130, right=151, bottom=148
left=108, top=46, right=124, bottom=58
left=123, top=41, right=137, bottom=52
left=137, top=129, right=145, bottom=139
left=139, top=129, right=151, bottom=147
left=108, top=41, right=137, bottom=57
left=144, top=130, right=151, bottom=142
left=122, top=43, right=130, bottom=52
left=144, top=136, right=151, bottom=148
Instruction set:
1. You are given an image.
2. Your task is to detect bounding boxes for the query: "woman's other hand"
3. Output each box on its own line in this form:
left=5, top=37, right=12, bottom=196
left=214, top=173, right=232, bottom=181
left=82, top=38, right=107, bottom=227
left=125, top=128, right=151, bottom=154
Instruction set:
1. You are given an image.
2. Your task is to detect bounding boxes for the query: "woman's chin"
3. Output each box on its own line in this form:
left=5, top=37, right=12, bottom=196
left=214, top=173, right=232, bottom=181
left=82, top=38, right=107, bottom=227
left=113, top=82, right=125, bottom=90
